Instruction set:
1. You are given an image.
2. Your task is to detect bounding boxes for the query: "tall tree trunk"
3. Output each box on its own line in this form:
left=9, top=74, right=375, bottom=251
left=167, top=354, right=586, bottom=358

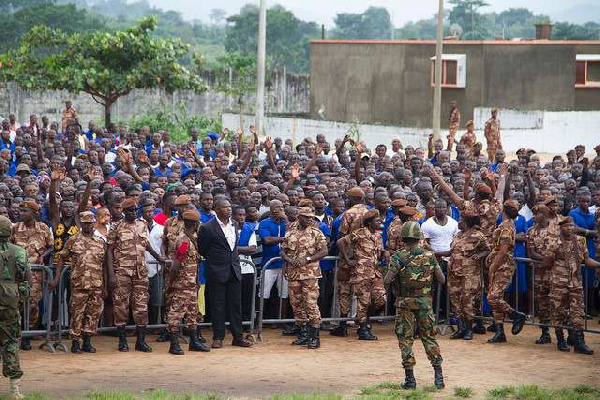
left=104, top=101, right=112, bottom=128
left=238, top=95, right=243, bottom=130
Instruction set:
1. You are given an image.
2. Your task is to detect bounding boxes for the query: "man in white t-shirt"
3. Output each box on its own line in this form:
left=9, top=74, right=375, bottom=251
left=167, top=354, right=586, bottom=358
left=421, top=199, right=459, bottom=254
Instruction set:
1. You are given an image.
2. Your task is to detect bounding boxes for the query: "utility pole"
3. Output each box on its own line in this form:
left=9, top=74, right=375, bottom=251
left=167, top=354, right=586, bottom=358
left=255, top=0, right=267, bottom=137
left=432, top=0, right=444, bottom=140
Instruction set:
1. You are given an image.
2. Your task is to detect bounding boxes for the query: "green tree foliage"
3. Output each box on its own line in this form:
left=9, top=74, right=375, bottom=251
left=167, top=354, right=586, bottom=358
left=553, top=22, right=600, bottom=40
left=0, top=16, right=206, bottom=126
left=332, top=7, right=393, bottom=39
left=448, top=0, right=491, bottom=39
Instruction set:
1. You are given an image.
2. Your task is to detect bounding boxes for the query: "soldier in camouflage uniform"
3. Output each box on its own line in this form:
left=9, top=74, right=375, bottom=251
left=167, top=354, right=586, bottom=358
left=337, top=208, right=388, bottom=340
left=544, top=216, right=600, bottom=354
left=330, top=186, right=370, bottom=337
left=386, top=205, right=418, bottom=253
left=10, top=200, right=53, bottom=350
left=447, top=209, right=490, bottom=340
left=107, top=197, right=164, bottom=352
left=281, top=207, right=328, bottom=349
left=384, top=221, right=445, bottom=390
left=0, top=215, right=31, bottom=399
left=486, top=200, right=527, bottom=343
left=166, top=209, right=210, bottom=355
left=50, top=211, right=106, bottom=354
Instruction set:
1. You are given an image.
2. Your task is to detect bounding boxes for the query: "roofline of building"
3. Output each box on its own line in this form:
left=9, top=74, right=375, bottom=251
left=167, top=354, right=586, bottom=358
left=311, top=39, right=600, bottom=45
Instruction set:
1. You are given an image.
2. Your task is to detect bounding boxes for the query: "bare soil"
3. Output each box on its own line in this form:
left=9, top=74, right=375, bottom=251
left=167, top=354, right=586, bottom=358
left=6, top=322, right=600, bottom=399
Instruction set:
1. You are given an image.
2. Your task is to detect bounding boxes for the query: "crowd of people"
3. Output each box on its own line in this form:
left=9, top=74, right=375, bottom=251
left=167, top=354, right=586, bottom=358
left=1, top=99, right=600, bottom=396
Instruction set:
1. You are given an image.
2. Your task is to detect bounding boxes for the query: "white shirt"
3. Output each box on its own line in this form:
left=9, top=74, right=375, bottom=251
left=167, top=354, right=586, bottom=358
left=421, top=216, right=459, bottom=253
left=145, top=221, right=164, bottom=278
left=217, top=217, right=236, bottom=251
left=519, top=204, right=533, bottom=222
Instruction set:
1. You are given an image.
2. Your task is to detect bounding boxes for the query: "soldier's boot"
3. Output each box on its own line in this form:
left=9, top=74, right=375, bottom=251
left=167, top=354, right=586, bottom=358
left=20, top=338, right=31, bottom=351
left=555, top=328, right=570, bottom=352
left=487, top=323, right=507, bottom=343
left=135, top=327, right=152, bottom=352
left=535, top=327, right=552, bottom=344
left=71, top=339, right=82, bottom=354
left=9, top=378, right=23, bottom=400
left=168, top=334, right=184, bottom=355
left=573, top=330, right=594, bottom=355
left=283, top=324, right=300, bottom=337
left=196, top=326, right=206, bottom=344
left=307, top=326, right=320, bottom=349
left=330, top=321, right=348, bottom=337
left=472, top=319, right=486, bottom=334
left=402, top=369, right=417, bottom=390
left=82, top=333, right=97, bottom=353
left=486, top=322, right=497, bottom=333
left=188, top=328, right=210, bottom=352
left=156, top=329, right=170, bottom=342
left=292, top=325, right=309, bottom=345
left=567, top=329, right=576, bottom=346
left=357, top=322, right=378, bottom=340
left=118, top=326, right=129, bottom=352
left=510, top=310, right=527, bottom=335
left=450, top=318, right=465, bottom=340
left=462, top=320, right=473, bottom=341
left=433, top=366, right=445, bottom=389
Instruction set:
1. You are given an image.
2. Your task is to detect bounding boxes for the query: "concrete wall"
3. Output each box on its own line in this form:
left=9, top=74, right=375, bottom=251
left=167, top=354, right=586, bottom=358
left=310, top=40, right=600, bottom=127
left=0, top=69, right=310, bottom=125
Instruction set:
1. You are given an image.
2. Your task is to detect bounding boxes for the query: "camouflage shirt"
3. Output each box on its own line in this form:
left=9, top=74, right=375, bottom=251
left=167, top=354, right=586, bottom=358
left=462, top=199, right=501, bottom=240
left=449, top=227, right=489, bottom=276
left=339, top=204, right=369, bottom=236
left=282, top=224, right=327, bottom=280
left=487, top=219, right=515, bottom=264
left=163, top=216, right=185, bottom=255
left=387, top=246, right=441, bottom=303
left=171, top=229, right=199, bottom=290
left=0, top=242, right=30, bottom=309
left=61, top=233, right=106, bottom=290
left=526, top=223, right=557, bottom=266
left=548, top=235, right=587, bottom=289
left=11, top=221, right=53, bottom=266
left=108, top=219, right=149, bottom=277
left=347, top=227, right=383, bottom=283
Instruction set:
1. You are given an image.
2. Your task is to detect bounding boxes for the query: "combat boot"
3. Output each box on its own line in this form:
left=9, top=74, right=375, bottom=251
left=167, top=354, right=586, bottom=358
left=20, top=337, right=31, bottom=351
left=357, top=322, right=378, bottom=340
left=487, top=323, right=507, bottom=343
left=567, top=329, right=576, bottom=346
left=156, top=328, right=170, bottom=342
left=188, top=328, right=210, bottom=352
left=196, top=326, right=206, bottom=343
left=282, top=324, right=300, bottom=336
left=10, top=378, right=23, bottom=400
left=330, top=320, right=348, bottom=337
left=117, top=326, right=129, bottom=352
left=486, top=322, right=497, bottom=332
left=402, top=369, right=416, bottom=390
left=82, top=333, right=97, bottom=353
left=573, top=330, right=594, bottom=355
left=554, top=328, right=570, bottom=352
left=535, top=327, right=551, bottom=344
left=71, top=339, right=82, bottom=354
left=462, top=320, right=473, bottom=341
left=434, top=366, right=445, bottom=389
left=510, top=310, right=527, bottom=335
left=472, top=319, right=486, bottom=334
left=307, top=326, right=320, bottom=349
left=450, top=318, right=465, bottom=339
left=135, top=326, right=152, bottom=352
left=292, top=325, right=309, bottom=345
left=168, top=334, right=184, bottom=355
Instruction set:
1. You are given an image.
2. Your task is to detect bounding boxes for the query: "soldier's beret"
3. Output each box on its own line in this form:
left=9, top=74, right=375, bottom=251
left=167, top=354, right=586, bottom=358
left=20, top=200, right=40, bottom=212
left=391, top=198, right=407, bottom=208
left=182, top=209, right=200, bottom=222
left=543, top=195, right=557, bottom=206
left=474, top=183, right=492, bottom=195
left=347, top=187, right=365, bottom=198
left=165, top=183, right=181, bottom=193
left=79, top=211, right=95, bottom=223
left=361, top=208, right=380, bottom=224
left=399, top=206, right=417, bottom=217
left=532, top=204, right=549, bottom=214
left=558, top=216, right=573, bottom=226
left=174, top=194, right=191, bottom=206
left=503, top=199, right=519, bottom=210
left=298, top=207, right=315, bottom=217
left=121, top=197, right=138, bottom=210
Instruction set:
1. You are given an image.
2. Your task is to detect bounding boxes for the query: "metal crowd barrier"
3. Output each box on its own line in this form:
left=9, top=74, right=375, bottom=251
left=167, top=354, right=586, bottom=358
left=21, top=265, right=55, bottom=353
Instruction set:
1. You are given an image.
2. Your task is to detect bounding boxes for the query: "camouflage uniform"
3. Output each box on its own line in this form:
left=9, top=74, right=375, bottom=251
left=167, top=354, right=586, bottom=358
left=11, top=221, right=52, bottom=329
left=387, top=247, right=443, bottom=369
left=0, top=241, right=30, bottom=380
left=346, top=227, right=386, bottom=324
left=526, top=224, right=556, bottom=325
left=163, top=217, right=184, bottom=308
left=447, top=107, right=461, bottom=150
left=282, top=224, right=327, bottom=327
left=60, top=233, right=106, bottom=340
left=462, top=199, right=501, bottom=242
left=108, top=219, right=150, bottom=327
left=484, top=117, right=501, bottom=162
left=386, top=218, right=404, bottom=253
left=448, top=227, right=489, bottom=320
left=486, top=219, right=516, bottom=323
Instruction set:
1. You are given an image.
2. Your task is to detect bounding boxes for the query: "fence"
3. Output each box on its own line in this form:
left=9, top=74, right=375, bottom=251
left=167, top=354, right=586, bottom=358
left=21, top=265, right=55, bottom=353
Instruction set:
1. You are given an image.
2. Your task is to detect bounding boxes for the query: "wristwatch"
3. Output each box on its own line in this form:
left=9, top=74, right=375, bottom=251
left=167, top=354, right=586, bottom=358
left=306, top=256, right=312, bottom=262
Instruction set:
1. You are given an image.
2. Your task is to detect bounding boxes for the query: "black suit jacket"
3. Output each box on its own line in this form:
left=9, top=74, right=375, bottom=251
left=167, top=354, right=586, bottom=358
left=198, top=218, right=241, bottom=284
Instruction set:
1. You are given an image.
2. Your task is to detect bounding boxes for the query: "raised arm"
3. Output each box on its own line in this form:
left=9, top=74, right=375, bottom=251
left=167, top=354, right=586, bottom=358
left=430, top=166, right=465, bottom=208
left=284, top=164, right=300, bottom=192
left=354, top=142, right=364, bottom=182
left=495, top=163, right=508, bottom=204
left=525, top=169, right=536, bottom=209
left=49, top=165, right=63, bottom=228
left=77, top=167, right=94, bottom=214
left=427, top=134, right=434, bottom=159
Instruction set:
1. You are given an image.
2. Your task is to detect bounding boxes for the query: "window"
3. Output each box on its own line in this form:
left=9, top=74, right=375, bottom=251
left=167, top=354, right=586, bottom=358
left=430, top=54, right=466, bottom=88
left=575, top=55, right=600, bottom=88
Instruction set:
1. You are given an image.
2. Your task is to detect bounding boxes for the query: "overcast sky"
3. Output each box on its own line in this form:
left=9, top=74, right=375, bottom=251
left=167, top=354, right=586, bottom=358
left=146, top=0, right=580, bottom=26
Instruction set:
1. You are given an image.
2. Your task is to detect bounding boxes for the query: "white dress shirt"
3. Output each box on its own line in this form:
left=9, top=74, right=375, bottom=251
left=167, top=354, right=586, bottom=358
left=217, top=217, right=236, bottom=251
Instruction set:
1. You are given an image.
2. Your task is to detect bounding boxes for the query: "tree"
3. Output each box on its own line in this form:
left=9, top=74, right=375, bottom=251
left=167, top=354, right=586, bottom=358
left=332, top=7, right=393, bottom=39
left=210, top=8, right=227, bottom=25
left=0, top=16, right=206, bottom=126
left=448, top=0, right=490, bottom=39
left=553, top=21, right=600, bottom=40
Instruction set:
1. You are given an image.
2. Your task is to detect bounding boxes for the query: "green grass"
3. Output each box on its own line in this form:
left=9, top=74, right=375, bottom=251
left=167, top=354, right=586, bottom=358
left=358, top=381, right=435, bottom=400
left=484, top=384, right=600, bottom=400
left=269, top=394, right=343, bottom=400
left=454, top=386, right=474, bottom=398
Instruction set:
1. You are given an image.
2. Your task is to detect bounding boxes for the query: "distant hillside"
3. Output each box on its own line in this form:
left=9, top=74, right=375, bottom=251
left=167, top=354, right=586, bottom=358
left=551, top=3, right=600, bottom=24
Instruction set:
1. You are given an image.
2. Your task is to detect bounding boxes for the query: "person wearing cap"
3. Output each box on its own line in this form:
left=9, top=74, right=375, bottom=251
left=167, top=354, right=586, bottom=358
left=166, top=208, right=210, bottom=355
left=459, top=120, right=476, bottom=157
left=106, top=197, right=164, bottom=353
left=544, top=216, right=600, bottom=354
left=486, top=200, right=527, bottom=343
left=446, top=100, right=461, bottom=152
left=337, top=208, right=388, bottom=340
left=281, top=206, right=328, bottom=349
left=0, top=215, right=31, bottom=399
left=10, top=199, right=53, bottom=350
left=484, top=109, right=502, bottom=163
left=50, top=211, right=106, bottom=354
left=384, top=221, right=445, bottom=390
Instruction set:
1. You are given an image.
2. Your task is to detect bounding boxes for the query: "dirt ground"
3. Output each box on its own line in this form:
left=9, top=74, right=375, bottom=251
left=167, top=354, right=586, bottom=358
left=3, top=322, right=600, bottom=399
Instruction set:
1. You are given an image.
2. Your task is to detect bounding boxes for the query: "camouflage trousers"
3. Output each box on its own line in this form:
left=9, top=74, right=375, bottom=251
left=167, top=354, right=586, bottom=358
left=27, top=270, right=43, bottom=329
left=486, top=146, right=497, bottom=163
left=0, top=307, right=23, bottom=379
left=395, top=297, right=442, bottom=369
left=112, top=273, right=149, bottom=327
left=336, top=264, right=352, bottom=317
left=447, top=125, right=459, bottom=150
left=534, top=267, right=552, bottom=324
left=550, top=283, right=585, bottom=330
left=487, top=262, right=516, bottom=323
left=166, top=287, right=198, bottom=333
left=69, top=286, right=104, bottom=340
left=288, top=279, right=321, bottom=327
left=352, top=277, right=386, bottom=324
left=449, top=269, right=480, bottom=320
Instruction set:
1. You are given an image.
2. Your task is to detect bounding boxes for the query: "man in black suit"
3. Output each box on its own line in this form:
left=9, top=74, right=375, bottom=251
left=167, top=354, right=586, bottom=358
left=198, top=198, right=253, bottom=348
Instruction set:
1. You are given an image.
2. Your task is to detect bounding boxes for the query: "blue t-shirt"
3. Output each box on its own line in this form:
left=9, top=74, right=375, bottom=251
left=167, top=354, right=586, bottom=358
left=199, top=210, right=214, bottom=224
left=153, top=166, right=172, bottom=178
left=318, top=222, right=334, bottom=271
left=258, top=217, right=286, bottom=269
left=569, top=207, right=597, bottom=259
left=382, top=208, right=395, bottom=248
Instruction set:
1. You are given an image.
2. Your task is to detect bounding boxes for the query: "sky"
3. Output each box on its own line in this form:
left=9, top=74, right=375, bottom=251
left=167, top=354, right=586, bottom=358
left=145, top=0, right=580, bottom=26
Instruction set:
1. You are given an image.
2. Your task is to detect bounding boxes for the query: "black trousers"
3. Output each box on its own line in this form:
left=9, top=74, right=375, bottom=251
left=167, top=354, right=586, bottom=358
left=318, top=269, right=335, bottom=318
left=208, top=271, right=243, bottom=341
left=241, top=273, right=255, bottom=323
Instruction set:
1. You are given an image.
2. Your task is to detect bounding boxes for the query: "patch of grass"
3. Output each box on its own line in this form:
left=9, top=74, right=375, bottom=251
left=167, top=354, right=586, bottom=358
left=454, top=386, right=474, bottom=398
left=515, top=385, right=550, bottom=400
left=358, top=382, right=433, bottom=400
left=269, top=394, right=342, bottom=400
left=486, top=385, right=516, bottom=399
left=85, top=391, right=138, bottom=400
left=552, top=385, right=600, bottom=400
left=0, top=394, right=52, bottom=400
